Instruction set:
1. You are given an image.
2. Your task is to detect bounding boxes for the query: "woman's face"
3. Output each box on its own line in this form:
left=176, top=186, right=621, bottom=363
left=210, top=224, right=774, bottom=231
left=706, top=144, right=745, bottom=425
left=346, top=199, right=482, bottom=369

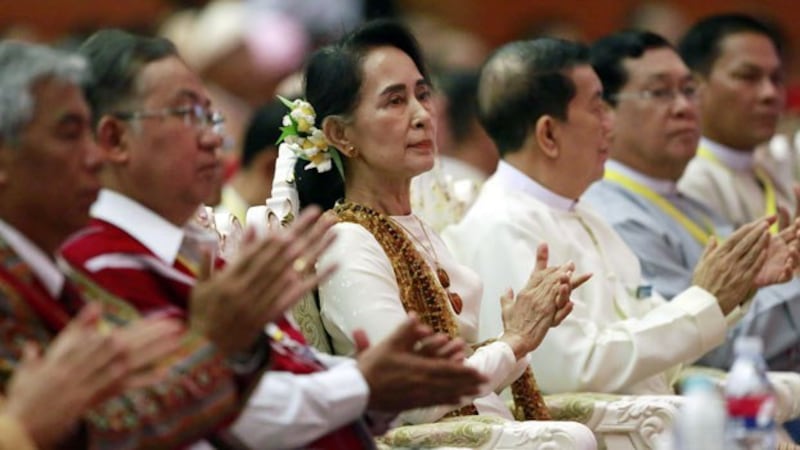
left=343, top=45, right=437, bottom=181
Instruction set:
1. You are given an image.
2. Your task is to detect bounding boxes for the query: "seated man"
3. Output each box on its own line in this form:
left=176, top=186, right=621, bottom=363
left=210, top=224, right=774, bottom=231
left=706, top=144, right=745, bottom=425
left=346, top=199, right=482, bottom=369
left=61, top=29, right=486, bottom=449
left=444, top=37, right=790, bottom=395
left=0, top=40, right=288, bottom=449
left=585, top=29, right=800, bottom=372
left=677, top=14, right=795, bottom=229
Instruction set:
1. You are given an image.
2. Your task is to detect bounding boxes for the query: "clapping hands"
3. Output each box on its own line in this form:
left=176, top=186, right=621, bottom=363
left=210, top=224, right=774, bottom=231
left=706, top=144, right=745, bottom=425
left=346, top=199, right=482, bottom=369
left=499, top=243, right=591, bottom=359
left=189, top=206, right=337, bottom=357
left=4, top=304, right=181, bottom=448
left=354, top=313, right=487, bottom=412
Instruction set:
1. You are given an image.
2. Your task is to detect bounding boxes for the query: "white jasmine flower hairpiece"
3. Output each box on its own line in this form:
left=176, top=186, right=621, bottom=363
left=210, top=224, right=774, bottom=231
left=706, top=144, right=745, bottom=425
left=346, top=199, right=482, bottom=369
left=276, top=96, right=344, bottom=179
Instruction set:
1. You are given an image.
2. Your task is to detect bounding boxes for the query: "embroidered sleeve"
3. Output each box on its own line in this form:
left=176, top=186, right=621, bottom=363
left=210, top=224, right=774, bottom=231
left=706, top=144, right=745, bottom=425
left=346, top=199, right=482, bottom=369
left=84, top=331, right=248, bottom=449
left=0, top=277, right=259, bottom=449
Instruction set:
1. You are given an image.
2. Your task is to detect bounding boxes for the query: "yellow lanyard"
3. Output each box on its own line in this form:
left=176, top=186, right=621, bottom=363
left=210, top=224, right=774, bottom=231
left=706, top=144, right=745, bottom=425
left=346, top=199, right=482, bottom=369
left=604, top=169, right=715, bottom=246
left=697, top=146, right=779, bottom=234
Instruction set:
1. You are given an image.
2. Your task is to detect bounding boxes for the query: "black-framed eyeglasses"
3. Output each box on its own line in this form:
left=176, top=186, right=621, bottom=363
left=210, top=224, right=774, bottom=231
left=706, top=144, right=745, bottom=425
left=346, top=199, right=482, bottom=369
left=112, top=104, right=225, bottom=135
left=612, top=85, right=698, bottom=105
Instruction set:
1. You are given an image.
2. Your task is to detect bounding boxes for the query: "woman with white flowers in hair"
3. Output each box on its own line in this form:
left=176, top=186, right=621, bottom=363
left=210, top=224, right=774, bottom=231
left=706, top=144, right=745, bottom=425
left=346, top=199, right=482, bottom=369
left=278, top=19, right=596, bottom=448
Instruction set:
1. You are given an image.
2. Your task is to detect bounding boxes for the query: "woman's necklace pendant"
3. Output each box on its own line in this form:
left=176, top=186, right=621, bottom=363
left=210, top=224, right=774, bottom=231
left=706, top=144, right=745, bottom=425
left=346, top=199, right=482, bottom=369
left=436, top=266, right=451, bottom=288
left=448, top=292, right=463, bottom=315
left=435, top=265, right=461, bottom=314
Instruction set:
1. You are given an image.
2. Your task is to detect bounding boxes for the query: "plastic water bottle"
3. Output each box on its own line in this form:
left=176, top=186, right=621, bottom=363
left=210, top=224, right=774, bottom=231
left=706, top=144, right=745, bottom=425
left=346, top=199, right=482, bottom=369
left=724, top=337, right=777, bottom=450
left=672, top=375, right=725, bottom=450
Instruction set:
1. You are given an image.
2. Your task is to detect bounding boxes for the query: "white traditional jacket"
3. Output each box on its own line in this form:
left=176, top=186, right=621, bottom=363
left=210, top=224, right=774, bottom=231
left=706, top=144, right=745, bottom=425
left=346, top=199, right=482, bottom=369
left=586, top=160, right=800, bottom=372
left=678, top=137, right=795, bottom=228
left=444, top=161, right=741, bottom=395
left=318, top=215, right=529, bottom=425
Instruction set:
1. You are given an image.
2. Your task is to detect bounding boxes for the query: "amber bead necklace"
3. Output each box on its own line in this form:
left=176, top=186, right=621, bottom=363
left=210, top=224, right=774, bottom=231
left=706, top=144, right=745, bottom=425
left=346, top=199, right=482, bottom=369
left=392, top=215, right=464, bottom=314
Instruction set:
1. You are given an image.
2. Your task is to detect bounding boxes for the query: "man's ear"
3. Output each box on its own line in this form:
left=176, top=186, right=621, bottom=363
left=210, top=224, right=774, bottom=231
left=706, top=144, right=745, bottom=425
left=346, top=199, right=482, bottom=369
left=534, top=115, right=560, bottom=159
left=321, top=116, right=355, bottom=157
left=95, top=116, right=130, bottom=164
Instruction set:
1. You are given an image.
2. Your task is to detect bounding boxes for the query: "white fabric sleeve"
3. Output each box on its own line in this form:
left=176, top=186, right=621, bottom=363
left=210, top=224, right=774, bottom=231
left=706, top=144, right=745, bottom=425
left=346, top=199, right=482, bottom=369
left=310, top=351, right=399, bottom=432
left=602, top=213, right=745, bottom=330
left=463, top=214, right=728, bottom=394
left=535, top=284, right=727, bottom=394
left=230, top=363, right=369, bottom=449
left=318, top=223, right=520, bottom=424
left=496, top=348, right=533, bottom=393
left=313, top=350, right=354, bottom=368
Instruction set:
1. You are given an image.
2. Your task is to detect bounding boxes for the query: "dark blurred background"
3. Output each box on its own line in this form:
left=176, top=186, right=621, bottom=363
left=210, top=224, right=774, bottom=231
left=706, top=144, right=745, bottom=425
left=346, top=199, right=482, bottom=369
left=6, top=0, right=799, bottom=176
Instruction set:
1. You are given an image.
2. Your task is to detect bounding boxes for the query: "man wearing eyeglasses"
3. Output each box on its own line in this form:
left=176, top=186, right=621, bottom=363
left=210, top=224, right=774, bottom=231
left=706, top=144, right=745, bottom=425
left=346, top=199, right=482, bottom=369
left=584, top=29, right=800, bottom=373
left=444, top=36, right=792, bottom=396
left=0, top=39, right=255, bottom=450
left=677, top=14, right=796, bottom=230
left=61, top=29, right=487, bottom=449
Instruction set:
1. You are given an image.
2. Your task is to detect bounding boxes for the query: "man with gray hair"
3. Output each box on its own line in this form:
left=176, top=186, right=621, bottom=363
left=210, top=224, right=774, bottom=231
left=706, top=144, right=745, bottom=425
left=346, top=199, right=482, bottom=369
left=0, top=40, right=343, bottom=448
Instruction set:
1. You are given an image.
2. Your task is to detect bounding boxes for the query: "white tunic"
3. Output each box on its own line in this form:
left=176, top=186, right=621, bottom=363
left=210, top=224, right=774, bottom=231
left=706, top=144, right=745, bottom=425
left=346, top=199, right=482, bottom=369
left=318, top=215, right=528, bottom=425
left=678, top=137, right=795, bottom=228
left=443, top=161, right=735, bottom=395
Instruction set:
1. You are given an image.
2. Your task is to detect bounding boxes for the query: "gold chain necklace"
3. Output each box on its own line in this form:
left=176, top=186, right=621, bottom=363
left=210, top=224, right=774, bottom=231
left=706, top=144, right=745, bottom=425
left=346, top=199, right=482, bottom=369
left=392, top=215, right=463, bottom=315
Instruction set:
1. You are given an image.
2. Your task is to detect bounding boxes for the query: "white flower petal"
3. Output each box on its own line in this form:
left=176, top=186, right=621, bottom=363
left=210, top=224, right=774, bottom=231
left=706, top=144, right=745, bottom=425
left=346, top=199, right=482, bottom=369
left=315, top=159, right=333, bottom=173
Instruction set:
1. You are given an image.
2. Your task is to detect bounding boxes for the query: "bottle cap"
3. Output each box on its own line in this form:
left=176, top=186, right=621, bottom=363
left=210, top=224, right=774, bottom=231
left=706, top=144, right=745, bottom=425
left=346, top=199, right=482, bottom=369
left=681, top=375, right=716, bottom=394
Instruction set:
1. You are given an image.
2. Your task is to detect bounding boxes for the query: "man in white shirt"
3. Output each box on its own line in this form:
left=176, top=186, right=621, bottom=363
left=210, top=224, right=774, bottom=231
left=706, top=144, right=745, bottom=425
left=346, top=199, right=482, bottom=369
left=444, top=37, right=783, bottom=395
left=583, top=29, right=800, bottom=372
left=677, top=13, right=795, bottom=228
left=62, top=28, right=486, bottom=449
